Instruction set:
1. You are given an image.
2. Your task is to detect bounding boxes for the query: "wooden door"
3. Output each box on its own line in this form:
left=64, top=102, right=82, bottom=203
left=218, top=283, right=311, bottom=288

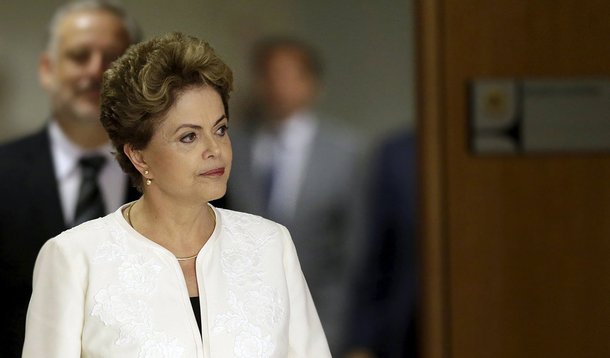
left=417, top=1, right=610, bottom=357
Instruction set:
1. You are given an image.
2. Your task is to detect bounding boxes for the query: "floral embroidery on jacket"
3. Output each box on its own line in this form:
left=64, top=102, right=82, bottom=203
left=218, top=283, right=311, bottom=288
left=213, top=211, right=285, bottom=358
left=91, top=224, right=185, bottom=358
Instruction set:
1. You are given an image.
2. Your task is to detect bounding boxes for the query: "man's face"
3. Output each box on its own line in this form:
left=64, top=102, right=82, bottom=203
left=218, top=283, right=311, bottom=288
left=40, top=10, right=130, bottom=125
left=259, top=48, right=318, bottom=120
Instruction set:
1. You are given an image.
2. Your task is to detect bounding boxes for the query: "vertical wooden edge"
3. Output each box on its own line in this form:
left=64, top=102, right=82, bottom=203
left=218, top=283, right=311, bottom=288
left=415, top=0, right=448, bottom=357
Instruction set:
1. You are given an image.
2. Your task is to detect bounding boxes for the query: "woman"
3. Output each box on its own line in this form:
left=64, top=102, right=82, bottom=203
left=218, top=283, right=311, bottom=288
left=23, top=32, right=331, bottom=357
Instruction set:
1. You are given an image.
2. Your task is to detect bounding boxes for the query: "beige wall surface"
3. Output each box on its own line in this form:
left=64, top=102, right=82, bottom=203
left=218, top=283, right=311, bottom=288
left=0, top=0, right=415, bottom=146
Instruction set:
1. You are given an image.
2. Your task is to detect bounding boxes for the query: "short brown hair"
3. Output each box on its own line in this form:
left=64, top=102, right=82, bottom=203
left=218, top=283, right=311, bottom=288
left=100, top=32, right=234, bottom=191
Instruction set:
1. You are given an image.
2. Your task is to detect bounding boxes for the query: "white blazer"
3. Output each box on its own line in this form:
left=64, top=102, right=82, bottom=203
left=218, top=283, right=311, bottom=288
left=23, top=204, right=331, bottom=357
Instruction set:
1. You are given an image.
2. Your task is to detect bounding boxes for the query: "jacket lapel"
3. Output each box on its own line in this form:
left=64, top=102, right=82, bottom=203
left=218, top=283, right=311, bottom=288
left=24, top=128, right=67, bottom=236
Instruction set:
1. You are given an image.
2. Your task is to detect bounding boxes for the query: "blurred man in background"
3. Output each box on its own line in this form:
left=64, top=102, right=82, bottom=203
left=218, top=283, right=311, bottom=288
left=0, top=1, right=141, bottom=355
left=226, top=36, right=364, bottom=354
left=344, top=130, right=419, bottom=358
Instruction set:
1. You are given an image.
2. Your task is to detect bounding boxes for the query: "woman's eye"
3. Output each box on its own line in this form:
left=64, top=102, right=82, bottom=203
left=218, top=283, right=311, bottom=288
left=216, top=125, right=229, bottom=136
left=180, top=133, right=197, bottom=143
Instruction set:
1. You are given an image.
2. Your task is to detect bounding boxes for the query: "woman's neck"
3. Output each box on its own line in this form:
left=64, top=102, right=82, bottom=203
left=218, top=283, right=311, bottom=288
left=126, top=194, right=215, bottom=258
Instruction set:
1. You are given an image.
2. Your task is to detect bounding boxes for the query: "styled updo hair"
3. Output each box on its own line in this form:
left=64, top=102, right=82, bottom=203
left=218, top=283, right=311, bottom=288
left=100, top=32, right=234, bottom=191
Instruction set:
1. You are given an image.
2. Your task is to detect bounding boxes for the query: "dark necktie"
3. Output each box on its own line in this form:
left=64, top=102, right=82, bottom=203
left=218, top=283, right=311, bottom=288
left=262, top=161, right=276, bottom=214
left=73, top=155, right=107, bottom=226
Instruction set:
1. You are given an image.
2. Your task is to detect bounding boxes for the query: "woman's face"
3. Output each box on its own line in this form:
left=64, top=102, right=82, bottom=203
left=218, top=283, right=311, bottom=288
left=140, top=86, right=231, bottom=203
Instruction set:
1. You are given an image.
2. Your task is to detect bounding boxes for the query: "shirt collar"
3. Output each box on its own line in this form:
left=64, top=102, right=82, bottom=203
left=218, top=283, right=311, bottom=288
left=273, top=110, right=318, bottom=149
left=49, top=120, right=114, bottom=180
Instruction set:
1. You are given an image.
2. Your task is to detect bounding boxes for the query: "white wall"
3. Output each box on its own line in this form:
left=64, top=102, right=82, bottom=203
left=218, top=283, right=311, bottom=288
left=0, top=0, right=415, bottom=145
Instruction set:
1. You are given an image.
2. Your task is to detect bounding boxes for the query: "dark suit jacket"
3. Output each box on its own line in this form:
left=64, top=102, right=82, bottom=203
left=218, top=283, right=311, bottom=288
left=345, top=131, right=418, bottom=358
left=0, top=127, right=140, bottom=357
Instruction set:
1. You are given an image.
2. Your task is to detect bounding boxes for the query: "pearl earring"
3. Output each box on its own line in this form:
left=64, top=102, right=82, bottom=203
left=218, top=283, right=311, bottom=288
left=143, top=170, right=151, bottom=185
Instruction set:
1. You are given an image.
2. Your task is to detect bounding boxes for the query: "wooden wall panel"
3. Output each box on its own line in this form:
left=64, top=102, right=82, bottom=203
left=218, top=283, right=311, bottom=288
left=417, top=1, right=610, bottom=357
left=416, top=0, right=448, bottom=356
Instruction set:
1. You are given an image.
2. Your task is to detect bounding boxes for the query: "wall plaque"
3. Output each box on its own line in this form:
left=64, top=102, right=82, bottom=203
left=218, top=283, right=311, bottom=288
left=469, top=79, right=610, bottom=154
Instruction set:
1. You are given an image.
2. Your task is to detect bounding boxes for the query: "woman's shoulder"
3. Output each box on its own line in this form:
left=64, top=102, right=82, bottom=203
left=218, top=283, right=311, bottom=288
left=44, top=215, right=117, bottom=252
left=216, top=208, right=284, bottom=229
left=215, top=208, right=291, bottom=245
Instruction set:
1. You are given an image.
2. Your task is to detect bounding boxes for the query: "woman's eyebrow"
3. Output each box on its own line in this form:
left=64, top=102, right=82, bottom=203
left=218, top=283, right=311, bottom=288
left=173, top=124, right=202, bottom=134
left=173, top=114, right=227, bottom=134
left=213, top=114, right=228, bottom=126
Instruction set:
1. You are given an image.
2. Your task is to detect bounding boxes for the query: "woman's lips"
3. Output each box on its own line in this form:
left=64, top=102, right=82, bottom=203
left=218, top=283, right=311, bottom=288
left=201, top=168, right=225, bottom=177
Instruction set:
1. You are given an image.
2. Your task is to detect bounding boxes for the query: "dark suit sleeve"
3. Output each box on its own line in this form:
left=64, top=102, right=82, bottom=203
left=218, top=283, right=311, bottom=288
left=344, top=132, right=418, bottom=358
left=0, top=129, right=66, bottom=357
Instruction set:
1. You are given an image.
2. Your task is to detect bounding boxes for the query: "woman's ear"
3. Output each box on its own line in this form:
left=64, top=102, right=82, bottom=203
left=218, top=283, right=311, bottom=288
left=123, top=144, right=148, bottom=175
